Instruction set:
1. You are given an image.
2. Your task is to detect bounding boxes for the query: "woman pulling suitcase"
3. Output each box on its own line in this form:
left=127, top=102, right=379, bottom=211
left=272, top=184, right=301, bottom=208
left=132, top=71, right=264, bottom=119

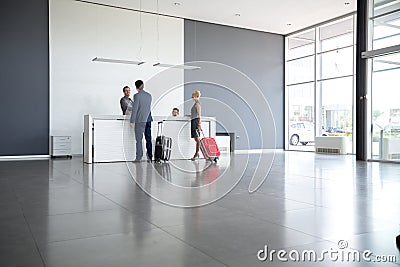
left=190, top=90, right=202, bottom=160
left=190, top=90, right=220, bottom=162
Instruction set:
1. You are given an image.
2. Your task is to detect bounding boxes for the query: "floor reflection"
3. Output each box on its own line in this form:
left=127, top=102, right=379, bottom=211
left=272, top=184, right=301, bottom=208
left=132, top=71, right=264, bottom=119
left=1, top=152, right=399, bottom=266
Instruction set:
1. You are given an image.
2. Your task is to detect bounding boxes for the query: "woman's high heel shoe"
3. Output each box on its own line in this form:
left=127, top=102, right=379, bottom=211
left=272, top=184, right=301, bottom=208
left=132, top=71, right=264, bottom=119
left=190, top=154, right=199, bottom=161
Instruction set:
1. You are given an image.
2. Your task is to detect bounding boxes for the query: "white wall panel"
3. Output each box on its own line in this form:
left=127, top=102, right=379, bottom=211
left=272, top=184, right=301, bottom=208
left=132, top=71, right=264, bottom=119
left=50, top=0, right=184, bottom=154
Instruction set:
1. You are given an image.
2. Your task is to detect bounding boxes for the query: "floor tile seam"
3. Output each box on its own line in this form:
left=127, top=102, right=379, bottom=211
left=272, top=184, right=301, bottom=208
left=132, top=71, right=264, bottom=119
left=36, top=170, right=150, bottom=216
left=23, top=207, right=122, bottom=218
left=161, top=223, right=326, bottom=263
left=213, top=202, right=326, bottom=237
left=274, top=202, right=395, bottom=231
left=10, top=180, right=47, bottom=265
left=272, top=196, right=331, bottom=208
left=69, top=176, right=121, bottom=196
left=217, top=202, right=317, bottom=215
left=96, top=164, right=136, bottom=178
left=224, top=209, right=329, bottom=242
left=66, top=162, right=134, bottom=180
left=16, top=196, right=48, bottom=267
left=35, top=226, right=158, bottom=246
left=287, top=202, right=400, bottom=223
left=290, top=174, right=356, bottom=181
left=48, top=169, right=75, bottom=180
left=70, top=175, right=137, bottom=193
left=315, top=207, right=400, bottom=223
left=158, top=226, right=231, bottom=267
left=41, top=226, right=231, bottom=267
left=278, top=201, right=389, bottom=220
left=251, top=191, right=321, bottom=205
left=54, top=166, right=131, bottom=185
left=247, top=192, right=324, bottom=208
left=145, top=205, right=239, bottom=229
left=66, top=176, right=174, bottom=234
left=213, top=202, right=272, bottom=218
left=267, top=172, right=337, bottom=181
left=261, top=183, right=335, bottom=190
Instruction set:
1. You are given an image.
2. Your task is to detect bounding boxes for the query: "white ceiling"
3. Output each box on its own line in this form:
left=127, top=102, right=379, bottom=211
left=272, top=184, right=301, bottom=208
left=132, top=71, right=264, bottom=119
left=82, top=0, right=357, bottom=35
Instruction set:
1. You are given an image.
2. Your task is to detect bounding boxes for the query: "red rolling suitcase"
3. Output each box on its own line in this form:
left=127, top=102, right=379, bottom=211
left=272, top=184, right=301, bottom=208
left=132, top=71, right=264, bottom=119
left=197, top=130, right=220, bottom=162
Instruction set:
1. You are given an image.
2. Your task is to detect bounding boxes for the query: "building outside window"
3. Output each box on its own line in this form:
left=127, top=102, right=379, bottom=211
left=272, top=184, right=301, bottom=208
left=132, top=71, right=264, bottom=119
left=367, top=0, right=400, bottom=161
left=285, top=15, right=356, bottom=152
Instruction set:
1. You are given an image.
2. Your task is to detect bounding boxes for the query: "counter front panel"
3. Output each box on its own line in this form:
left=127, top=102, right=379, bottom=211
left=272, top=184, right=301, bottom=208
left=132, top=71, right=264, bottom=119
left=84, top=115, right=216, bottom=163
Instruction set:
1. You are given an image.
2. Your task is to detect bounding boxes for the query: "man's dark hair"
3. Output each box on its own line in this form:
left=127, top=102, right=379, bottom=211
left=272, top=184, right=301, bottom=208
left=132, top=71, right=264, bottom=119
left=123, top=86, right=130, bottom=92
left=135, top=80, right=144, bottom=90
left=173, top=108, right=179, bottom=112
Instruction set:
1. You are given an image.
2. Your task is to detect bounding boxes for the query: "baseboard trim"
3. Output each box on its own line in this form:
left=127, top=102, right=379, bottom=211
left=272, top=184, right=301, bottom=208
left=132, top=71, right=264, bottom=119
left=234, top=149, right=283, bottom=154
left=0, top=155, right=50, bottom=161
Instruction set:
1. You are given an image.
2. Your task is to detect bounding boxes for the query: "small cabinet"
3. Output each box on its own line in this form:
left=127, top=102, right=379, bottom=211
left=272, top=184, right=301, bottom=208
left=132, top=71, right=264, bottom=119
left=51, top=136, right=72, bottom=158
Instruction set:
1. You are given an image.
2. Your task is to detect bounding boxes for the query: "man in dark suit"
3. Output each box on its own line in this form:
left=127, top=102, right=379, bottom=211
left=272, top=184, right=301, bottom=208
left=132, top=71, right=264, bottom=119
left=130, top=80, right=153, bottom=162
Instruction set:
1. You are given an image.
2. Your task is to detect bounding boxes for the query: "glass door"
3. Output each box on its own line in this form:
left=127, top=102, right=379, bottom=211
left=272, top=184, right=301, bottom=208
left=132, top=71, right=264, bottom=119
left=371, top=52, right=400, bottom=160
left=366, top=0, right=400, bottom=161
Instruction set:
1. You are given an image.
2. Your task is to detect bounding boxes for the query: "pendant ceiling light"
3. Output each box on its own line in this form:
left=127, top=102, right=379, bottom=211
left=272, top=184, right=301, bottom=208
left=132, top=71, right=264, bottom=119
left=152, top=0, right=200, bottom=70
left=92, top=0, right=145, bottom=65
left=92, top=57, right=145, bottom=65
left=152, top=63, right=200, bottom=70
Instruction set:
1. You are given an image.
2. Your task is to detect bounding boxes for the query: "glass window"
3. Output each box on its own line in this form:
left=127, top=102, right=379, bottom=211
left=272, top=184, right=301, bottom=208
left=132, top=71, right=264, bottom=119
left=285, top=15, right=355, bottom=152
left=287, top=82, right=315, bottom=151
left=319, top=77, right=353, bottom=133
left=372, top=11, right=400, bottom=49
left=287, top=56, right=315, bottom=84
left=371, top=52, right=400, bottom=161
left=368, top=0, right=400, bottom=161
left=319, top=18, right=354, bottom=52
left=373, top=0, right=400, bottom=17
left=373, top=52, right=400, bottom=71
left=320, top=33, right=353, bottom=52
left=320, top=47, right=354, bottom=80
left=287, top=29, right=315, bottom=60
left=319, top=77, right=354, bottom=153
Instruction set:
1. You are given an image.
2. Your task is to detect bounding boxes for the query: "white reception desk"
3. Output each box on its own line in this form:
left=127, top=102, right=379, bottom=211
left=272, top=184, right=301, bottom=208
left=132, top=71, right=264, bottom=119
left=83, top=115, right=216, bottom=163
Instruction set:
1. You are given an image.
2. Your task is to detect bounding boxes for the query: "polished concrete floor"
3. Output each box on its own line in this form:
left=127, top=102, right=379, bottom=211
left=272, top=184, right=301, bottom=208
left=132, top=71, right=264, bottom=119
left=0, top=151, right=399, bottom=267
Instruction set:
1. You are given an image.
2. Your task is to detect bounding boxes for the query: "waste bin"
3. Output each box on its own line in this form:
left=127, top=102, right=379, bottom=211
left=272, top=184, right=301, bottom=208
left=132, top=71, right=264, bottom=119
left=216, top=132, right=235, bottom=153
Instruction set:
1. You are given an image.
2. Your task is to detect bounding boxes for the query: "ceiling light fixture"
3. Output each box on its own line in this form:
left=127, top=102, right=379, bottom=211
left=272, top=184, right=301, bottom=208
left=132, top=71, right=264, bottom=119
left=153, top=0, right=200, bottom=70
left=235, top=13, right=241, bottom=17
left=153, top=63, right=200, bottom=70
left=287, top=23, right=292, bottom=26
left=174, top=2, right=181, bottom=6
left=92, top=57, right=145, bottom=65
left=344, top=2, right=350, bottom=5
left=91, top=0, right=145, bottom=66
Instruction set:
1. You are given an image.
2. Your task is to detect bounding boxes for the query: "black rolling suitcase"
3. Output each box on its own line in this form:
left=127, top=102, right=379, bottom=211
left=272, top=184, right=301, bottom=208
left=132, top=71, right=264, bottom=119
left=154, top=121, right=172, bottom=163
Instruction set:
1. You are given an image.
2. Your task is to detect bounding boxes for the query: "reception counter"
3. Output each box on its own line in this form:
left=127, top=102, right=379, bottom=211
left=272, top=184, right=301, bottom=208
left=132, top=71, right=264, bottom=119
left=83, top=115, right=216, bottom=163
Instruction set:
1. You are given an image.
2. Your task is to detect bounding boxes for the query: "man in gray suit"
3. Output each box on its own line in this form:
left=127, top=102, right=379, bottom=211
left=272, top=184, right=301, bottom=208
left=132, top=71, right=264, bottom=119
left=130, top=80, right=153, bottom=162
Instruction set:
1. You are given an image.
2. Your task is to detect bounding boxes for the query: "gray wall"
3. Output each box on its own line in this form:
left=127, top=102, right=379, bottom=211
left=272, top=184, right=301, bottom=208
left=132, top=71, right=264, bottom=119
left=0, top=0, right=49, bottom=156
left=184, top=20, right=284, bottom=149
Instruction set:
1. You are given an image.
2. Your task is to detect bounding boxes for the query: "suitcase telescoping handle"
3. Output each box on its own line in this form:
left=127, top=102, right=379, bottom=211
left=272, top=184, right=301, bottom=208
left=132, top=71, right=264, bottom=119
left=157, top=121, right=165, bottom=137
left=196, top=129, right=206, bottom=138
